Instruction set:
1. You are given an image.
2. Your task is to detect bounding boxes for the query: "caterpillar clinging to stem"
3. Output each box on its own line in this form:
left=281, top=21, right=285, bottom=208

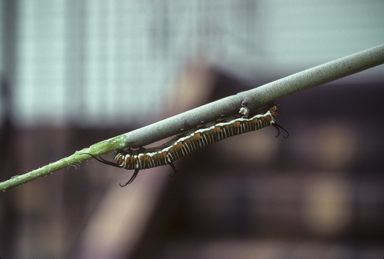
left=84, top=103, right=288, bottom=186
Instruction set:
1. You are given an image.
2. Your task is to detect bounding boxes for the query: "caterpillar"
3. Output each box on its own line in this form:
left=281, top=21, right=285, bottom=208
left=84, top=103, right=288, bottom=186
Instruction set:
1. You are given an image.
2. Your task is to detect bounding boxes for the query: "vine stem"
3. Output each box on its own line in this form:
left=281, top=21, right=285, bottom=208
left=1, top=44, right=383, bottom=191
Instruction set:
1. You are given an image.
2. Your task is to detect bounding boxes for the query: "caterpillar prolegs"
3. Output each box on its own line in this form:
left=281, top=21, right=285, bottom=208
left=85, top=103, right=288, bottom=186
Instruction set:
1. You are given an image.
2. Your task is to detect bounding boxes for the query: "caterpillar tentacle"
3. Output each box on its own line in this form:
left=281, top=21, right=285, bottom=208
left=83, top=153, right=122, bottom=168
left=272, top=122, right=289, bottom=138
left=119, top=169, right=140, bottom=187
left=84, top=104, right=287, bottom=186
left=168, top=162, right=178, bottom=179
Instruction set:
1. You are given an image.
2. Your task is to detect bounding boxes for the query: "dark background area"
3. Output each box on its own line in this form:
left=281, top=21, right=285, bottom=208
left=1, top=0, right=384, bottom=258
left=2, top=72, right=384, bottom=258
left=131, top=76, right=384, bottom=259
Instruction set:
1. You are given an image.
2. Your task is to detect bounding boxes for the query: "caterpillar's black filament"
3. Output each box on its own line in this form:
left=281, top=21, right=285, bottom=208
left=85, top=104, right=287, bottom=186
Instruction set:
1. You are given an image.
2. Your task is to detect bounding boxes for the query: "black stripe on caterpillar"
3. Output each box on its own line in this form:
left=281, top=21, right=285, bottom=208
left=84, top=103, right=288, bottom=186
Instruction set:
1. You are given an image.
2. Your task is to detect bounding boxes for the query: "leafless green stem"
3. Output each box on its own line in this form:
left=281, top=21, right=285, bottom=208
left=1, top=44, right=383, bottom=191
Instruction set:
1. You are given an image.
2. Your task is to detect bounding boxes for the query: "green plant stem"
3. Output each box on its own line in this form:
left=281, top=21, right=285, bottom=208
left=121, top=44, right=384, bottom=148
left=1, top=44, right=383, bottom=191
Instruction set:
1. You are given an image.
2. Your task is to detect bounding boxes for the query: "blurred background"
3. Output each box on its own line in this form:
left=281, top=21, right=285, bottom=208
left=1, top=0, right=384, bottom=258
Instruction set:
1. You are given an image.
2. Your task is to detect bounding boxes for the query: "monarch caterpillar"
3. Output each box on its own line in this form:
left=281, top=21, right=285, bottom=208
left=85, top=103, right=288, bottom=186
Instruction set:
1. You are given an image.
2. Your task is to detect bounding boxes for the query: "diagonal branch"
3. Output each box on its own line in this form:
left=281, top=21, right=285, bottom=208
left=1, top=44, right=383, bottom=191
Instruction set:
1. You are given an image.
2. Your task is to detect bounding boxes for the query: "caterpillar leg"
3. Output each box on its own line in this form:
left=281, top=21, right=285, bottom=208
left=168, top=162, right=179, bottom=179
left=272, top=123, right=289, bottom=138
left=215, top=114, right=226, bottom=123
left=176, top=128, right=185, bottom=137
left=196, top=121, right=205, bottom=129
left=119, top=169, right=140, bottom=187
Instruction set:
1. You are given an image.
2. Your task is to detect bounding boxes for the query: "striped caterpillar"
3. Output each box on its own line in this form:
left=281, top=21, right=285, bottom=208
left=85, top=103, right=288, bottom=186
